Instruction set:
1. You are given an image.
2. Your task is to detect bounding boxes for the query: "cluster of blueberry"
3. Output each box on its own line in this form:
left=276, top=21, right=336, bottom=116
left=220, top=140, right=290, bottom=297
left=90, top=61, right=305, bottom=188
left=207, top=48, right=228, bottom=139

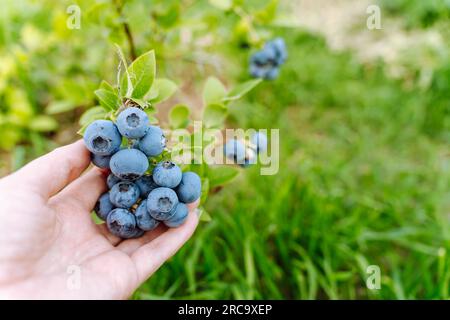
left=249, top=38, right=287, bottom=80
left=83, top=107, right=201, bottom=239
left=223, top=131, right=268, bottom=167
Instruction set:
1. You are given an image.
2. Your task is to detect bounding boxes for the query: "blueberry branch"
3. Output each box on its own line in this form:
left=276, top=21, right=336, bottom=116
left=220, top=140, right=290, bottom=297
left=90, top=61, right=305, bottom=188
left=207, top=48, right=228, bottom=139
left=113, top=0, right=137, bottom=61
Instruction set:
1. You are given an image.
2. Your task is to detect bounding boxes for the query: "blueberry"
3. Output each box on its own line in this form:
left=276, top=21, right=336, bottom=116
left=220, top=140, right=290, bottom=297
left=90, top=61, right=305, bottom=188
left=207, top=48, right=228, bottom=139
left=106, top=208, right=139, bottom=239
left=251, top=51, right=271, bottom=66
left=175, top=172, right=201, bottom=204
left=128, top=227, right=145, bottom=239
left=152, top=161, right=182, bottom=188
left=106, top=173, right=121, bottom=189
left=94, top=192, right=115, bottom=221
left=251, top=131, right=268, bottom=153
left=138, top=125, right=166, bottom=157
left=240, top=148, right=257, bottom=168
left=110, top=148, right=149, bottom=181
left=269, top=37, right=287, bottom=65
left=135, top=174, right=159, bottom=197
left=164, top=203, right=188, bottom=228
left=91, top=153, right=111, bottom=169
left=116, top=107, right=149, bottom=139
left=265, top=67, right=279, bottom=80
left=147, top=187, right=178, bottom=221
left=109, top=181, right=140, bottom=208
left=83, top=120, right=121, bottom=156
left=224, top=139, right=246, bottom=164
left=250, top=64, right=266, bottom=79
left=135, top=199, right=160, bottom=231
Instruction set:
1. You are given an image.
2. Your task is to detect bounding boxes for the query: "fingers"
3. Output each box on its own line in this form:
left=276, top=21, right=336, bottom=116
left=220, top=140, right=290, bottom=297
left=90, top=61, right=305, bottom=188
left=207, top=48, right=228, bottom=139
left=97, top=223, right=122, bottom=246
left=12, top=140, right=91, bottom=199
left=51, top=167, right=108, bottom=213
left=130, top=210, right=199, bottom=283
left=116, top=224, right=168, bottom=255
left=117, top=199, right=200, bottom=255
left=186, top=200, right=200, bottom=212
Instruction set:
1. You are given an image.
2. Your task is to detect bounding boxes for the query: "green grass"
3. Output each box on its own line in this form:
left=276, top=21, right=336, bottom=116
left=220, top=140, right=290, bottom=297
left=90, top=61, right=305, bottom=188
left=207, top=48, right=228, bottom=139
left=134, top=28, right=449, bottom=299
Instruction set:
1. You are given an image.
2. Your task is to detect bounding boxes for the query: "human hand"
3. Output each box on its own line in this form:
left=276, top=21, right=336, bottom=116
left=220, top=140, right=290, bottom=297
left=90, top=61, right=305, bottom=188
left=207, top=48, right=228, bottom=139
left=0, top=140, right=199, bottom=299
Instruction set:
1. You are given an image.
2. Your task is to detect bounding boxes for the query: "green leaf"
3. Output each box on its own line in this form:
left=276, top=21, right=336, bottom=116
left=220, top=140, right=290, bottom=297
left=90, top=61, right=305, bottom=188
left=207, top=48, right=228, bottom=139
left=123, top=50, right=156, bottom=99
left=223, top=79, right=262, bottom=103
left=115, top=44, right=132, bottom=97
left=149, top=78, right=178, bottom=104
left=148, top=114, right=159, bottom=124
left=157, top=3, right=180, bottom=29
left=169, top=104, right=190, bottom=129
left=144, top=105, right=157, bottom=115
left=209, top=0, right=232, bottom=10
left=95, top=89, right=121, bottom=111
left=199, top=207, right=212, bottom=222
left=77, top=124, right=89, bottom=136
left=254, top=0, right=278, bottom=24
left=91, top=212, right=104, bottom=225
left=45, top=101, right=75, bottom=114
left=29, top=115, right=58, bottom=132
left=200, top=177, right=209, bottom=203
left=203, top=103, right=228, bottom=128
left=208, top=166, right=240, bottom=188
left=79, top=106, right=107, bottom=126
left=100, top=80, right=116, bottom=93
left=203, top=77, right=227, bottom=106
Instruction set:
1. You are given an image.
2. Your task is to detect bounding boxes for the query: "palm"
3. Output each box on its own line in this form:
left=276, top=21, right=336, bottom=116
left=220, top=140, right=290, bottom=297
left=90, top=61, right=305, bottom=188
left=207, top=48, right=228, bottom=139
left=0, top=141, right=198, bottom=299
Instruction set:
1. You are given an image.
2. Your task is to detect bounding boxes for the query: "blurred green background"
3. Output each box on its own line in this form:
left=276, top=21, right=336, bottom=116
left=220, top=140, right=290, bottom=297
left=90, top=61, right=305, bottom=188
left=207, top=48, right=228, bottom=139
left=0, top=0, right=449, bottom=299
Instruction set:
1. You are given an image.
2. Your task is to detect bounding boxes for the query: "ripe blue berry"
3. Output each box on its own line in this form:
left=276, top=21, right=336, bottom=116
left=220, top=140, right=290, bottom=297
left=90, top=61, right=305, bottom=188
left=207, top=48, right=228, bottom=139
left=265, top=67, right=279, bottom=80
left=106, top=208, right=139, bottom=239
left=152, top=161, right=182, bottom=188
left=250, top=64, right=266, bottom=79
left=175, top=172, right=201, bottom=204
left=135, top=174, right=159, bottom=197
left=147, top=187, right=178, bottom=221
left=249, top=38, right=286, bottom=80
left=251, top=50, right=273, bottom=66
left=138, top=125, right=166, bottom=157
left=83, top=120, right=121, bottom=156
left=110, top=148, right=149, bottom=181
left=91, top=153, right=111, bottom=169
left=94, top=192, right=114, bottom=221
left=128, top=228, right=145, bottom=239
left=109, top=181, right=140, bottom=208
left=224, top=139, right=246, bottom=164
left=106, top=173, right=121, bottom=189
left=268, top=37, right=287, bottom=65
left=135, top=199, right=160, bottom=231
left=251, top=131, right=268, bottom=153
left=116, top=107, right=149, bottom=139
left=164, top=203, right=188, bottom=228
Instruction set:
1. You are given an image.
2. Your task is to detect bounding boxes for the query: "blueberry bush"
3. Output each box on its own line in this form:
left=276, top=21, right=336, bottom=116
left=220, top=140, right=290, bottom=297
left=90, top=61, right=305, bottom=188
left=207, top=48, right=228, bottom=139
left=80, top=45, right=263, bottom=234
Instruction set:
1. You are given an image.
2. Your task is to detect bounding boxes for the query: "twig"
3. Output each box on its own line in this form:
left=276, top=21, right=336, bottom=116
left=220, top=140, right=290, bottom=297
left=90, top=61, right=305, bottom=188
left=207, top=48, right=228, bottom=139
left=113, top=0, right=137, bottom=61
